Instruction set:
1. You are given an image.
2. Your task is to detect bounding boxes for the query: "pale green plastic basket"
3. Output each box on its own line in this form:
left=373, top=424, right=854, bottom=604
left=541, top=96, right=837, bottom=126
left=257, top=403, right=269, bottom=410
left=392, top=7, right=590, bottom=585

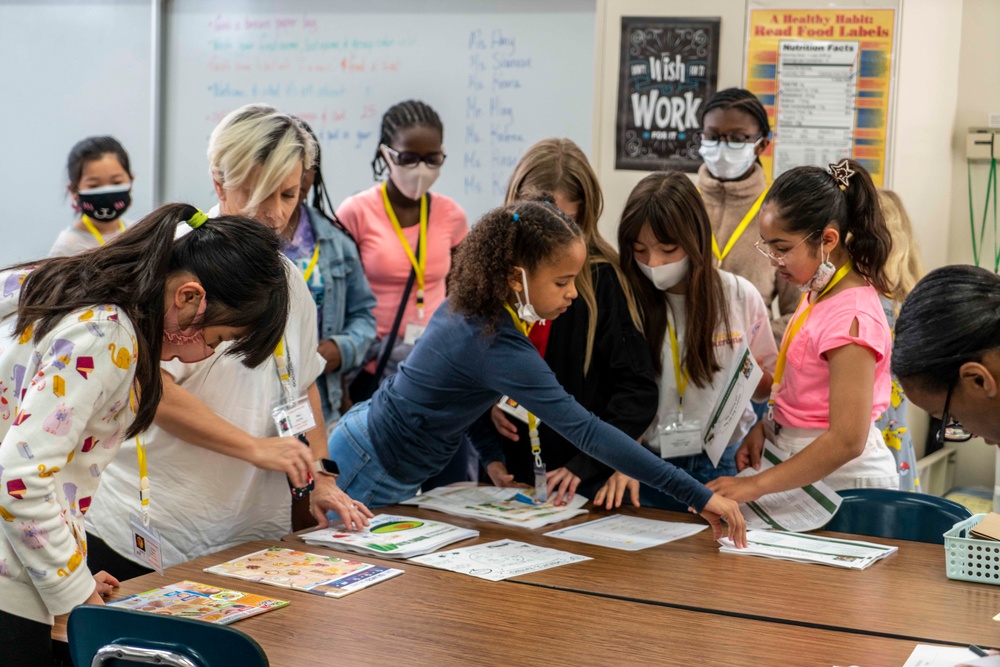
left=944, top=513, right=1000, bottom=584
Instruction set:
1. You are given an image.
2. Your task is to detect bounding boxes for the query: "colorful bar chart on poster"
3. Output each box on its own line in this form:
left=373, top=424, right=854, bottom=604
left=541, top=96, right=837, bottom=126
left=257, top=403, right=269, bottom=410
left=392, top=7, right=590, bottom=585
left=745, top=9, right=895, bottom=186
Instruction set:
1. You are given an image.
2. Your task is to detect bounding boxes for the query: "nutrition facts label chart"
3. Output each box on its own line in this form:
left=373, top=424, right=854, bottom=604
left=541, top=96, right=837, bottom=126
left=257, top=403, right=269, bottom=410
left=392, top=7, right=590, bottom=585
left=773, top=40, right=859, bottom=177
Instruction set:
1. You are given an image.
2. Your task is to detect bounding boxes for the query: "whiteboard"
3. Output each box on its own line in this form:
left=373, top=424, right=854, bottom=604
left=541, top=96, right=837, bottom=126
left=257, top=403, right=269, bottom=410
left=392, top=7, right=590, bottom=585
left=162, top=0, right=596, bottom=225
left=0, top=0, right=153, bottom=268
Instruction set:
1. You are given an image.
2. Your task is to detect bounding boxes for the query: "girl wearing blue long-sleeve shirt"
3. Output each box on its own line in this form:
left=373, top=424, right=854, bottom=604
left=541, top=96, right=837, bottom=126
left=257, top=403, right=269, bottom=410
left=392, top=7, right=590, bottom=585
left=327, top=201, right=747, bottom=545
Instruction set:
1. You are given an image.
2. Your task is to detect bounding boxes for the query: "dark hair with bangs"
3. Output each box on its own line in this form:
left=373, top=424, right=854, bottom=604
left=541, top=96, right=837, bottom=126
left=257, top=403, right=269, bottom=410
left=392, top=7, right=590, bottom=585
left=449, top=200, right=582, bottom=335
left=11, top=203, right=289, bottom=437
left=617, top=171, right=731, bottom=387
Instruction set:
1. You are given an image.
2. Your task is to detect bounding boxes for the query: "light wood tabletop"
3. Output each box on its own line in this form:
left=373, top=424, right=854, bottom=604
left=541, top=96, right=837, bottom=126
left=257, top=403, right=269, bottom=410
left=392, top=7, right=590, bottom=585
left=284, top=503, right=1000, bottom=648
left=55, top=539, right=924, bottom=667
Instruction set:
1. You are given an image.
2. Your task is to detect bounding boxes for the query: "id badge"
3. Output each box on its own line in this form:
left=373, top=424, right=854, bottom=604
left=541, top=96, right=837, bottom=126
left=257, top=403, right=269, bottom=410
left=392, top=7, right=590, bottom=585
left=657, top=417, right=703, bottom=459
left=129, top=513, right=164, bottom=575
left=272, top=395, right=317, bottom=438
left=496, top=396, right=542, bottom=426
left=533, top=463, right=548, bottom=503
left=403, top=322, right=427, bottom=346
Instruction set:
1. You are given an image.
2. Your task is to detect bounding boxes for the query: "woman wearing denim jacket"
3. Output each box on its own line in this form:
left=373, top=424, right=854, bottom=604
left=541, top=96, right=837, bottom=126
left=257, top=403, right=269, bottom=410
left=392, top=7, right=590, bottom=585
left=285, top=123, right=376, bottom=426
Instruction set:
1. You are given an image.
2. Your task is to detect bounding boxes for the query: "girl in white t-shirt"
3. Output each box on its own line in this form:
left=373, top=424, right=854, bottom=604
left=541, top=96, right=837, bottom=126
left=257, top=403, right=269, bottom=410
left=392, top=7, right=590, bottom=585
left=595, top=171, right=777, bottom=511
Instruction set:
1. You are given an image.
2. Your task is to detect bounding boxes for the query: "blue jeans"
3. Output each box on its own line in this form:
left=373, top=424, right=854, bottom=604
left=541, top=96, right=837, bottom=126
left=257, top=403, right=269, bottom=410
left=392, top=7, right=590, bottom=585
left=637, top=442, right=739, bottom=511
left=326, top=401, right=420, bottom=521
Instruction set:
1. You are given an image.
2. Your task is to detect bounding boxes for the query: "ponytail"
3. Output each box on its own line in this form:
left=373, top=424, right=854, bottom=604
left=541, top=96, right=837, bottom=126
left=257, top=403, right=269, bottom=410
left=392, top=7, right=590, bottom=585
left=893, top=265, right=1000, bottom=393
left=11, top=204, right=289, bottom=437
left=764, top=158, right=892, bottom=293
left=449, top=201, right=581, bottom=335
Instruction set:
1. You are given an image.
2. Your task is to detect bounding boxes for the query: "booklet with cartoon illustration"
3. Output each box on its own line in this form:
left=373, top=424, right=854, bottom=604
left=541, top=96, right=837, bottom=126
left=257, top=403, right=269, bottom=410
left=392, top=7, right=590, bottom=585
left=301, top=514, right=479, bottom=559
left=109, top=580, right=288, bottom=625
left=401, top=486, right=588, bottom=529
left=203, top=547, right=404, bottom=599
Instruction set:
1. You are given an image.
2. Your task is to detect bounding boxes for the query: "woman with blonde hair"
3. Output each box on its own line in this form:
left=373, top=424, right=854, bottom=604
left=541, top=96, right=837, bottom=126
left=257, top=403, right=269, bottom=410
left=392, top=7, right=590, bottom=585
left=875, top=188, right=924, bottom=491
left=87, top=104, right=371, bottom=579
left=483, top=138, right=658, bottom=504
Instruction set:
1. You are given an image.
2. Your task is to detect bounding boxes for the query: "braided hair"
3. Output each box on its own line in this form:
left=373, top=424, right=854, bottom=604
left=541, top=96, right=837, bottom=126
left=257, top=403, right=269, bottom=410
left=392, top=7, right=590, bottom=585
left=294, top=118, right=353, bottom=240
left=370, top=100, right=444, bottom=180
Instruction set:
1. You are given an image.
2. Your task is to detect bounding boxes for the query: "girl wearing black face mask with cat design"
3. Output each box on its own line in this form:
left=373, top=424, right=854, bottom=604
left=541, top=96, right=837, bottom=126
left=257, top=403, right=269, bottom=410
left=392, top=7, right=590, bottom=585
left=49, top=136, right=136, bottom=258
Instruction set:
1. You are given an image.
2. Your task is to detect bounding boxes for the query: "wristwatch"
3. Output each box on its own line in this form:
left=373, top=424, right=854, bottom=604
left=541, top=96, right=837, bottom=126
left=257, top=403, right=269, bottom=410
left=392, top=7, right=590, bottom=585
left=312, top=458, right=340, bottom=478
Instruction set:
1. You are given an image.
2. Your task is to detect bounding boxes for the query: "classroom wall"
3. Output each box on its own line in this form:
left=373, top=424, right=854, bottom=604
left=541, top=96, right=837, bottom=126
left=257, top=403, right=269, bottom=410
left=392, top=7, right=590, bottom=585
left=944, top=0, right=1000, bottom=489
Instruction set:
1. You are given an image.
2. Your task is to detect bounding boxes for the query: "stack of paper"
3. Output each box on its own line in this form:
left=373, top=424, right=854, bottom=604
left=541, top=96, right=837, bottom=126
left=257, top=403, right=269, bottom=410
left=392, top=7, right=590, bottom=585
left=902, top=644, right=991, bottom=667
left=410, top=539, right=591, bottom=581
left=737, top=443, right=843, bottom=532
left=971, top=513, right=1000, bottom=541
left=718, top=530, right=897, bottom=569
left=203, top=547, right=403, bottom=599
left=544, top=515, right=707, bottom=551
left=110, top=581, right=288, bottom=625
left=300, top=514, right=479, bottom=559
left=401, top=486, right=588, bottom=529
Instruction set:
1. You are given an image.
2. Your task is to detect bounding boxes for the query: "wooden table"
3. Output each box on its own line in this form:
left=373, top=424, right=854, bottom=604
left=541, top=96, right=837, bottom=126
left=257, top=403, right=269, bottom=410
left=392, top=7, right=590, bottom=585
left=55, top=540, right=920, bottom=667
left=286, top=504, right=1000, bottom=648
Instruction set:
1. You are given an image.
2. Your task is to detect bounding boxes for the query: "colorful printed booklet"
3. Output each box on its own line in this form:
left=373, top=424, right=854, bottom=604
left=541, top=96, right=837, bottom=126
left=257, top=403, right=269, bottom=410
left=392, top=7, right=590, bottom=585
left=301, top=514, right=479, bottom=559
left=718, top=530, right=898, bottom=570
left=401, top=485, right=588, bottom=529
left=109, top=580, right=288, bottom=625
left=203, top=547, right=403, bottom=599
left=411, top=539, right=591, bottom=582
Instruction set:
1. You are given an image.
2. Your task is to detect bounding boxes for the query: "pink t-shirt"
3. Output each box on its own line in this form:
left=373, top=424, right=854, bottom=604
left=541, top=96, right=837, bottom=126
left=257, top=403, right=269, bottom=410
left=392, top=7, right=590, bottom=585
left=337, top=184, right=468, bottom=341
left=772, top=285, right=892, bottom=430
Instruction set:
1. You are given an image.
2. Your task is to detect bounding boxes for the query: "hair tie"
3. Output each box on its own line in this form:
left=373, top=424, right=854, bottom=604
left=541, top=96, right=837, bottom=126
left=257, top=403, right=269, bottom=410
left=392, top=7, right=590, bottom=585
left=187, top=210, right=208, bottom=229
left=828, top=160, right=855, bottom=190
left=512, top=213, right=519, bottom=222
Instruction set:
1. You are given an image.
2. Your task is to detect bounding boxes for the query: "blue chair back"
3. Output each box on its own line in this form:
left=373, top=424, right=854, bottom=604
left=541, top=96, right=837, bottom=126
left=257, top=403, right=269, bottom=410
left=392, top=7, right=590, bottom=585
left=822, top=488, right=972, bottom=544
left=68, top=605, right=268, bottom=666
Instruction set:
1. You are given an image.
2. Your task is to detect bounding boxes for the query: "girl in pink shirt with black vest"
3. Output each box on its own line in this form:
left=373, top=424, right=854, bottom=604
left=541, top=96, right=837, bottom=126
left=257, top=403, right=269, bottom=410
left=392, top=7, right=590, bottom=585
left=707, top=159, right=899, bottom=503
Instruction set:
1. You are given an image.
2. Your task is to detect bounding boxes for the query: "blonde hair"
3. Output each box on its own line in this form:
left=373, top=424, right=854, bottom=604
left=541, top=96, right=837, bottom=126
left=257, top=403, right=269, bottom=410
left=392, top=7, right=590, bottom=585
left=207, top=104, right=316, bottom=214
left=879, top=189, right=923, bottom=301
left=505, top=138, right=642, bottom=374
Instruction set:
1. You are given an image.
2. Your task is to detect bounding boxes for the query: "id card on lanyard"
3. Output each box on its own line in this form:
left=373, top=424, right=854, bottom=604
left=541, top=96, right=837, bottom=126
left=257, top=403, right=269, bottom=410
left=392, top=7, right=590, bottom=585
left=127, top=388, right=163, bottom=574
left=658, top=309, right=702, bottom=459
left=501, top=303, right=547, bottom=503
left=271, top=338, right=317, bottom=438
left=383, top=182, right=429, bottom=346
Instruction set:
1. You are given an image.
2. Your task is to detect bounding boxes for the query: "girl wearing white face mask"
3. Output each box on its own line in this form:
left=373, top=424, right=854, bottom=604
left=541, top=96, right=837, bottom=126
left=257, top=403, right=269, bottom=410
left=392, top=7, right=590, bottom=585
left=49, top=136, right=136, bottom=258
left=696, top=88, right=800, bottom=345
left=594, top=171, right=777, bottom=511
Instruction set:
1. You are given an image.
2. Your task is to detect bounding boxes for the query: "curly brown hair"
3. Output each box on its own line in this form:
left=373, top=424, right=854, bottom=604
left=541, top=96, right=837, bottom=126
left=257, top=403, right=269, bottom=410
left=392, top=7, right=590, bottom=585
left=449, top=201, right=582, bottom=334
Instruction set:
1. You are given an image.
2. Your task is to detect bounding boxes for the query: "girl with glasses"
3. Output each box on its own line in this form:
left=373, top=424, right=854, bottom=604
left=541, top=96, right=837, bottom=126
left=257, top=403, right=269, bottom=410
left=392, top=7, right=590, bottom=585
left=893, top=265, right=999, bottom=448
left=707, top=158, right=900, bottom=502
left=695, top=88, right=800, bottom=345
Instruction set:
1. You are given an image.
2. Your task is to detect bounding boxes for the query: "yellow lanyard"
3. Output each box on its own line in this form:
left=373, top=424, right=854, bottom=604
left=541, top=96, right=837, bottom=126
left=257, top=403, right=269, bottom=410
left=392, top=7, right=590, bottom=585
left=667, top=309, right=689, bottom=421
left=382, top=182, right=428, bottom=318
left=274, top=337, right=294, bottom=402
left=711, top=188, right=768, bottom=266
left=769, top=261, right=853, bottom=411
left=81, top=214, right=125, bottom=246
left=503, top=303, right=543, bottom=469
left=129, top=388, right=151, bottom=525
left=302, top=244, right=320, bottom=283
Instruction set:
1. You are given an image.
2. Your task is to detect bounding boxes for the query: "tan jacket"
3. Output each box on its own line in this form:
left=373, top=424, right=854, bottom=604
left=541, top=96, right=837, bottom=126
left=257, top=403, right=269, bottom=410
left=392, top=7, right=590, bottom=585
left=698, top=163, right=800, bottom=344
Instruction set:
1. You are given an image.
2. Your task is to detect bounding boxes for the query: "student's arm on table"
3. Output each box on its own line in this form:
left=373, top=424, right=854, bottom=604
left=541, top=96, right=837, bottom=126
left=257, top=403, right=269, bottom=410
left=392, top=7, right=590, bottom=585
left=708, top=339, right=876, bottom=503
left=156, top=369, right=313, bottom=487
left=303, top=382, right=372, bottom=530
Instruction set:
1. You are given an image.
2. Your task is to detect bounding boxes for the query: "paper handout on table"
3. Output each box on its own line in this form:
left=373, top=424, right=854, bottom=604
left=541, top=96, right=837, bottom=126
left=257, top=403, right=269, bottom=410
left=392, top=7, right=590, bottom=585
left=718, top=530, right=897, bottom=570
left=901, top=644, right=984, bottom=667
left=544, top=515, right=707, bottom=551
left=410, top=539, right=590, bottom=581
left=300, top=514, right=479, bottom=558
left=203, top=547, right=403, bottom=599
left=736, top=442, right=842, bottom=532
left=702, top=339, right=763, bottom=467
left=109, top=581, right=288, bottom=625
left=401, top=485, right=588, bottom=529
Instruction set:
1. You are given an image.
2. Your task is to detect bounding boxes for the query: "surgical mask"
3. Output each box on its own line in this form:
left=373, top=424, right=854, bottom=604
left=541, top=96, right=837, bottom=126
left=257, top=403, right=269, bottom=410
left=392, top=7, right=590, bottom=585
left=77, top=184, right=131, bottom=222
left=161, top=297, right=214, bottom=363
left=383, top=147, right=440, bottom=201
left=514, top=267, right=545, bottom=325
left=636, top=257, right=689, bottom=291
left=798, top=247, right=837, bottom=293
left=699, top=141, right=760, bottom=181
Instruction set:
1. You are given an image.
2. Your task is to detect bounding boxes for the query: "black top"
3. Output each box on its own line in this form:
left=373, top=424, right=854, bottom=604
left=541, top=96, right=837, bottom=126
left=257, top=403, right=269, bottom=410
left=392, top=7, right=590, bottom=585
left=499, top=262, right=658, bottom=484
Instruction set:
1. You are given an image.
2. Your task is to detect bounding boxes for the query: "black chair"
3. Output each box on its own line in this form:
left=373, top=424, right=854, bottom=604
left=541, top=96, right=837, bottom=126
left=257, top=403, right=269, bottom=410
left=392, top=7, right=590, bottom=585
left=822, top=488, right=972, bottom=544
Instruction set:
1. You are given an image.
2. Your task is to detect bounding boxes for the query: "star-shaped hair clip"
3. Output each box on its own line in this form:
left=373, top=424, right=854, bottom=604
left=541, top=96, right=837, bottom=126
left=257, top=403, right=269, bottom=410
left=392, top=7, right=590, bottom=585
left=828, top=159, right=855, bottom=190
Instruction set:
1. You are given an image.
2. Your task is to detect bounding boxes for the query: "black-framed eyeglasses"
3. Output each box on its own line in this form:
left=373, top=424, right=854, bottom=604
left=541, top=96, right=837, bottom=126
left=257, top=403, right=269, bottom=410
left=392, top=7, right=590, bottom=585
left=938, top=382, right=973, bottom=445
left=381, top=144, right=446, bottom=169
left=693, top=131, right=764, bottom=150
